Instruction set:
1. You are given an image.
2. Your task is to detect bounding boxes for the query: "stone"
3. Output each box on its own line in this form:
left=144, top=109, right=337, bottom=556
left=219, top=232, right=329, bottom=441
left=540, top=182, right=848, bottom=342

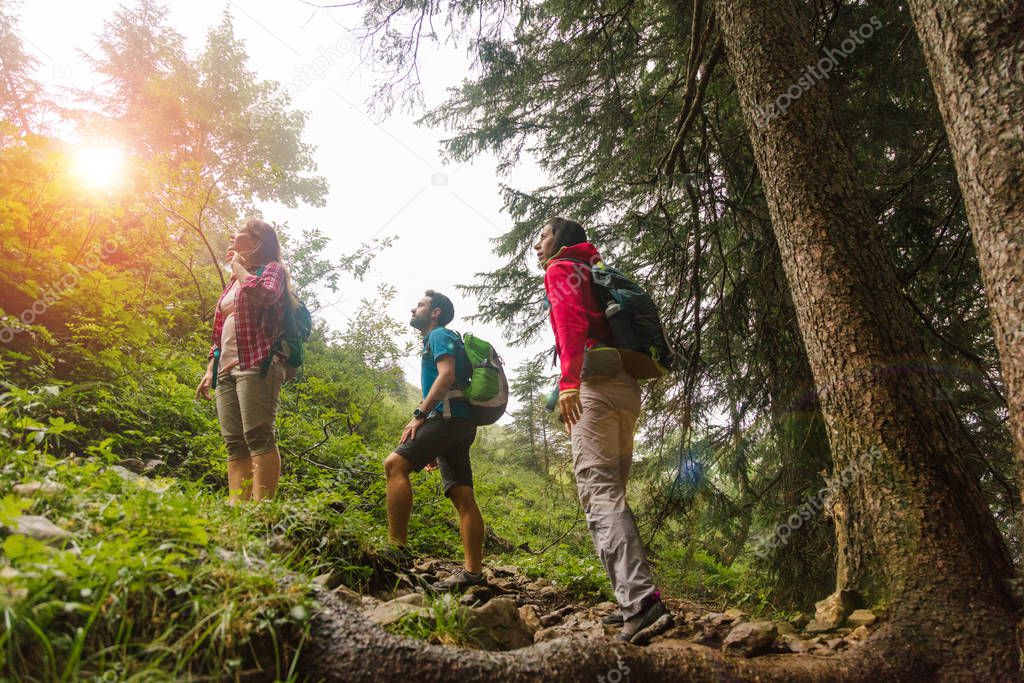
left=594, top=601, right=617, bottom=612
left=108, top=465, right=141, bottom=482
left=724, top=607, right=747, bottom=620
left=491, top=565, right=519, bottom=577
left=804, top=619, right=834, bottom=634
left=827, top=637, right=849, bottom=651
left=533, top=626, right=560, bottom=643
left=813, top=590, right=859, bottom=630
left=118, top=457, right=146, bottom=473
left=313, top=571, right=346, bottom=590
left=12, top=481, right=63, bottom=497
left=365, top=598, right=431, bottom=627
left=848, top=625, right=871, bottom=641
left=780, top=634, right=815, bottom=653
left=459, top=585, right=493, bottom=606
left=538, top=585, right=559, bottom=599
left=846, top=609, right=877, bottom=627
left=518, top=604, right=542, bottom=633
left=540, top=605, right=575, bottom=627
left=143, top=458, right=164, bottom=471
left=721, top=620, right=778, bottom=657
left=775, top=621, right=797, bottom=635
left=702, top=612, right=734, bottom=627
left=332, top=584, right=365, bottom=608
left=465, top=596, right=534, bottom=650
left=790, top=612, right=811, bottom=628
left=393, top=592, right=426, bottom=606
left=6, top=515, right=71, bottom=544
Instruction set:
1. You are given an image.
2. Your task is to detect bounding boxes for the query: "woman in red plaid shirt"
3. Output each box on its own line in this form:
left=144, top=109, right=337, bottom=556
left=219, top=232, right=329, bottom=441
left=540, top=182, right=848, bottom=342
left=196, top=218, right=293, bottom=503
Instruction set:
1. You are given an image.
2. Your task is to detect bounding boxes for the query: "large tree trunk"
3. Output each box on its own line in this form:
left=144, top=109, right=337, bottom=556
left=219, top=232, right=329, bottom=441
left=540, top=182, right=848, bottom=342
left=302, top=591, right=899, bottom=682
left=711, top=0, right=1018, bottom=677
left=905, top=0, right=1024, bottom=508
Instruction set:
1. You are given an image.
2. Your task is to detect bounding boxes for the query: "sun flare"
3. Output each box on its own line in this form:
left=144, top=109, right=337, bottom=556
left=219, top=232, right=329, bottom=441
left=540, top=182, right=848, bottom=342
left=70, top=145, right=126, bottom=190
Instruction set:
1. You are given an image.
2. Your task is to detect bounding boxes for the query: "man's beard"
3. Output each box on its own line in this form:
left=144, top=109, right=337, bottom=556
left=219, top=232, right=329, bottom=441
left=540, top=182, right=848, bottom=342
left=410, top=314, right=429, bottom=331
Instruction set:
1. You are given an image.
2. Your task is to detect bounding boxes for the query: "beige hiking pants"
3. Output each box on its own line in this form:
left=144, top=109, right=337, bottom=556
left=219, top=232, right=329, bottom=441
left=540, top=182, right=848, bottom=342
left=572, top=370, right=656, bottom=619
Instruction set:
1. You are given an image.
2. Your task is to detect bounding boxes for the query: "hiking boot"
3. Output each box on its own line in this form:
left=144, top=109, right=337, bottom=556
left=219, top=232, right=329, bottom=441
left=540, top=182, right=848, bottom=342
left=618, top=595, right=672, bottom=644
left=430, top=568, right=486, bottom=592
left=602, top=610, right=624, bottom=625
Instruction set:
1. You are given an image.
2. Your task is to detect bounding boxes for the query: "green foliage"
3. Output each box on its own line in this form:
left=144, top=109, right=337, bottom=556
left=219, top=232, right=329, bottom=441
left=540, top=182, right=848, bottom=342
left=385, top=593, right=481, bottom=647
left=0, top=385, right=316, bottom=681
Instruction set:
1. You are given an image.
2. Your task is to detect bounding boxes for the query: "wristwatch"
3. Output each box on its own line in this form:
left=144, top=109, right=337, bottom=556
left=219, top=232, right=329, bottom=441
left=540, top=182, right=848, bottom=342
left=412, top=407, right=426, bottom=420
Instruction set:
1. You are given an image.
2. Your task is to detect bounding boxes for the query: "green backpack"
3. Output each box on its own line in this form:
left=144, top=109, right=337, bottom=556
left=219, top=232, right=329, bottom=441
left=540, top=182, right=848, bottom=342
left=442, top=332, right=508, bottom=425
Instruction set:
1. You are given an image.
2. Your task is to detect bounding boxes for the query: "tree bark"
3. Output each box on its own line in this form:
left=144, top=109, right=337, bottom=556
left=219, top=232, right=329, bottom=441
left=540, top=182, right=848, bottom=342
left=302, top=591, right=905, bottom=682
left=905, top=0, right=1024, bottom=509
left=711, top=0, right=1019, bottom=677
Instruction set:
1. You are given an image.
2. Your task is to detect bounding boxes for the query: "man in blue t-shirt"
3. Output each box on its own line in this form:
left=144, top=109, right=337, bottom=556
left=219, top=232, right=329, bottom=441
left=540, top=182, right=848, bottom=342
left=384, top=290, right=485, bottom=590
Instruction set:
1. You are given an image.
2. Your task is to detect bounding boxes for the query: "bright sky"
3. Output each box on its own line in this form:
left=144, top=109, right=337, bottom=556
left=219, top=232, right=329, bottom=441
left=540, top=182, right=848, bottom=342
left=15, top=0, right=553, bottom=409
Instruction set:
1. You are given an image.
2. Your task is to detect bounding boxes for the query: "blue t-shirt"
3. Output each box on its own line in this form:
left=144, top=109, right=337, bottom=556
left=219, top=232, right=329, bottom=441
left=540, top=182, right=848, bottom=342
left=422, top=327, right=472, bottom=419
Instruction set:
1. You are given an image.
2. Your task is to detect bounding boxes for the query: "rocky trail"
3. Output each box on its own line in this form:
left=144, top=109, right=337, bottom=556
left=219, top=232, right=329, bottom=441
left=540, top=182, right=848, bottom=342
left=313, top=555, right=882, bottom=660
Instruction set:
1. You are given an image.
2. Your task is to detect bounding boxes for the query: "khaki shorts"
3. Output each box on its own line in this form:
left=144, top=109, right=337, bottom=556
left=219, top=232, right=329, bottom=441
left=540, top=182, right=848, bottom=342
left=215, top=358, right=286, bottom=461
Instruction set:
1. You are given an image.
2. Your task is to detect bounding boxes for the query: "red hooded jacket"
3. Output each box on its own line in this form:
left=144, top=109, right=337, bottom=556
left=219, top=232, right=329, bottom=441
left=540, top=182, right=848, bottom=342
left=544, top=242, right=613, bottom=395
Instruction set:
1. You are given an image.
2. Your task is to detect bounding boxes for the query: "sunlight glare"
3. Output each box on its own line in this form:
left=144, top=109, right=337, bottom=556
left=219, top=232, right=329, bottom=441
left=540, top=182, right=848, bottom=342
left=71, top=145, right=126, bottom=190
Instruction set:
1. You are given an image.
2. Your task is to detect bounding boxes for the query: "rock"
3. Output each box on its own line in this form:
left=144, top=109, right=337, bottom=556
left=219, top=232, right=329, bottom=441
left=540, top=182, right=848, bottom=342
left=459, top=585, right=493, bottom=606
left=594, top=601, right=617, bottom=613
left=465, top=597, right=534, bottom=650
left=491, top=565, right=519, bottom=577
left=365, top=598, right=431, bottom=627
left=702, top=612, right=735, bottom=627
left=775, top=621, right=797, bottom=635
left=780, top=634, right=816, bottom=653
left=12, top=481, right=63, bottom=497
left=413, top=558, right=442, bottom=573
left=525, top=578, right=553, bottom=592
left=394, top=592, right=426, bottom=606
left=540, top=605, right=575, bottom=627
left=118, top=457, right=146, bottom=473
left=533, top=626, right=560, bottom=643
left=6, top=515, right=71, bottom=544
left=108, top=465, right=141, bottom=482
left=518, top=604, right=542, bottom=633
left=827, top=637, right=849, bottom=651
left=538, top=585, right=559, bottom=599
left=313, top=571, right=346, bottom=590
left=848, top=625, right=871, bottom=641
left=683, top=611, right=702, bottom=624
left=813, top=590, right=859, bottom=630
left=724, top=607, right=747, bottom=620
left=804, top=619, right=833, bottom=634
left=721, top=620, right=778, bottom=657
left=332, top=584, right=365, bottom=608
left=143, top=458, right=164, bottom=471
left=847, top=609, right=877, bottom=627
left=790, top=612, right=811, bottom=628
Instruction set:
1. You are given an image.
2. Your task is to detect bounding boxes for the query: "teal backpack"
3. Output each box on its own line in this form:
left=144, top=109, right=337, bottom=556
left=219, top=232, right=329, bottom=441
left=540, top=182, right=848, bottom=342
left=439, top=332, right=509, bottom=425
left=257, top=265, right=312, bottom=379
left=555, top=257, right=676, bottom=379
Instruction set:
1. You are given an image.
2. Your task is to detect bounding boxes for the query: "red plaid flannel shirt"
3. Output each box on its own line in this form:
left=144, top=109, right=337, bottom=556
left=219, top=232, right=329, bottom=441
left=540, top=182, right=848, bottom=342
left=209, top=261, right=286, bottom=371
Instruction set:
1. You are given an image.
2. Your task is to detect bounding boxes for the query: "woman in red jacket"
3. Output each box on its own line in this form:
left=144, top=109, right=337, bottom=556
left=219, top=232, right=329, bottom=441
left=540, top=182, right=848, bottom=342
left=196, top=218, right=292, bottom=503
left=535, top=217, right=671, bottom=643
